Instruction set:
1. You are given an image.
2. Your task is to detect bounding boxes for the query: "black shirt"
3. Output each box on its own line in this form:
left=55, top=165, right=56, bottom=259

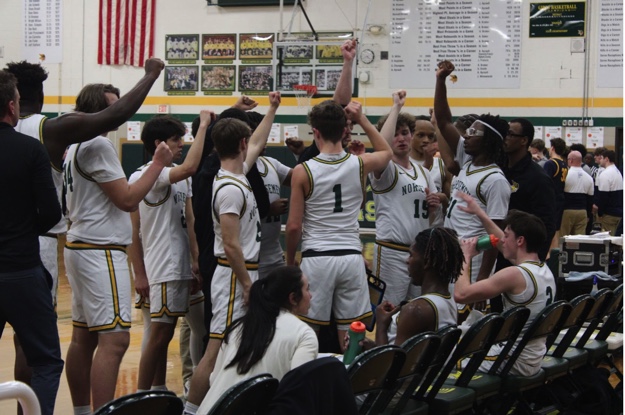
left=0, top=122, right=61, bottom=272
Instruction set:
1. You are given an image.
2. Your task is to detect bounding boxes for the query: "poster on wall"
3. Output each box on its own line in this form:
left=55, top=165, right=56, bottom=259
left=389, top=0, right=521, bottom=89
left=201, top=34, right=236, bottom=64
left=201, top=65, right=236, bottom=95
left=565, top=127, right=583, bottom=145
left=277, top=43, right=314, bottom=64
left=164, top=66, right=198, bottom=95
left=239, top=33, right=274, bottom=63
left=596, top=0, right=623, bottom=88
left=587, top=127, right=605, bottom=148
left=315, top=67, right=342, bottom=92
left=239, top=65, right=273, bottom=94
left=165, top=34, right=199, bottom=63
left=22, top=0, right=62, bottom=63
left=276, top=66, right=313, bottom=91
left=529, top=2, right=586, bottom=37
left=544, top=126, right=563, bottom=141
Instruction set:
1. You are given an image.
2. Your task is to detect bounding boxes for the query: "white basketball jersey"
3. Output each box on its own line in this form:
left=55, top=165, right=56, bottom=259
left=445, top=162, right=510, bottom=239
left=503, top=261, right=556, bottom=369
left=212, top=165, right=261, bottom=262
left=64, top=137, right=131, bottom=245
left=130, top=163, right=193, bottom=284
left=256, top=156, right=290, bottom=265
left=301, top=152, right=363, bottom=252
left=411, top=156, right=446, bottom=193
left=388, top=293, right=457, bottom=344
left=16, top=114, right=67, bottom=234
left=369, top=161, right=436, bottom=245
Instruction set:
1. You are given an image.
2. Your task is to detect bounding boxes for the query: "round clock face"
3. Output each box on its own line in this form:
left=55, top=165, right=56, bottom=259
left=360, top=48, right=375, bottom=64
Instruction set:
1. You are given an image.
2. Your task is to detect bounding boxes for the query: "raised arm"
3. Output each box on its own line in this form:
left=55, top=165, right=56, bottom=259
left=345, top=101, right=392, bottom=174
left=430, top=107, right=461, bottom=176
left=332, top=39, right=357, bottom=105
left=43, top=58, right=165, bottom=169
left=456, top=191, right=505, bottom=248
left=380, top=90, right=406, bottom=145
left=169, top=110, right=215, bottom=184
left=433, top=60, right=462, bottom=157
left=244, top=91, right=281, bottom=166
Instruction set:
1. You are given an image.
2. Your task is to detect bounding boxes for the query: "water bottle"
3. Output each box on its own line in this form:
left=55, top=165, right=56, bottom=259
left=343, top=321, right=366, bottom=365
left=476, top=234, right=500, bottom=251
left=591, top=275, right=599, bottom=294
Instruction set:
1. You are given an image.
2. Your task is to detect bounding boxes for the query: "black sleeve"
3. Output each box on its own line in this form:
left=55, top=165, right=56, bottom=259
left=297, top=140, right=320, bottom=164
left=32, top=142, right=61, bottom=234
left=246, top=163, right=270, bottom=219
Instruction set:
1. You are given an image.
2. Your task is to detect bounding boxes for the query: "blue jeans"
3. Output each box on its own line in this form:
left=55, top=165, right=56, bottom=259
left=0, top=265, right=64, bottom=415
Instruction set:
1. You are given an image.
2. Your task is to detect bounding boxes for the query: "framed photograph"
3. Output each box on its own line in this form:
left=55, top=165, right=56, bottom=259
left=239, top=65, right=273, bottom=94
left=315, top=66, right=342, bottom=91
left=277, top=43, right=314, bottom=63
left=201, top=65, right=236, bottom=95
left=165, top=34, right=199, bottom=63
left=201, top=34, right=236, bottom=62
left=276, top=65, right=313, bottom=91
left=239, top=33, right=274, bottom=61
left=316, top=44, right=343, bottom=62
left=164, top=66, right=199, bottom=94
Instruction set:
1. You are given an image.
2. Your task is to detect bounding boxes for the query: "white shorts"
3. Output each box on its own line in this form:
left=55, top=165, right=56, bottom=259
left=39, top=234, right=59, bottom=305
left=373, top=242, right=415, bottom=306
left=64, top=243, right=131, bottom=332
left=209, top=261, right=259, bottom=339
left=300, top=253, right=372, bottom=330
left=150, top=280, right=191, bottom=324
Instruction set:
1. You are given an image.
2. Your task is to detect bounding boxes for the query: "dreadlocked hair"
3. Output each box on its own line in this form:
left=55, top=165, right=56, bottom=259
left=477, top=113, right=508, bottom=168
left=454, top=113, right=479, bottom=131
left=5, top=61, right=48, bottom=102
left=414, top=227, right=463, bottom=284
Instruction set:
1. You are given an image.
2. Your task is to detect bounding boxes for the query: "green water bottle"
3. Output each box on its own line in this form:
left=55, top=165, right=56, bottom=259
left=343, top=321, right=366, bottom=365
left=476, top=234, right=499, bottom=251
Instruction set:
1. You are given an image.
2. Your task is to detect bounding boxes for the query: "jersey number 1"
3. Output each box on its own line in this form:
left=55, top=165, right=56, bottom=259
left=332, top=184, right=343, bottom=213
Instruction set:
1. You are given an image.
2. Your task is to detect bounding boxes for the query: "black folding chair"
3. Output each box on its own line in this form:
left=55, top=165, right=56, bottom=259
left=93, top=390, right=182, bottom=415
left=366, top=271, right=387, bottom=331
left=207, top=374, right=279, bottom=415
left=347, top=344, right=406, bottom=415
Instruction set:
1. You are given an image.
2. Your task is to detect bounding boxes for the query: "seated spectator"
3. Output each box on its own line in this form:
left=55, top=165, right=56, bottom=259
left=366, top=227, right=462, bottom=348
left=197, top=266, right=318, bottom=413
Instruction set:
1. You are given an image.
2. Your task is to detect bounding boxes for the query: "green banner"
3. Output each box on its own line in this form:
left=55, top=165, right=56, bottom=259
left=530, top=2, right=586, bottom=37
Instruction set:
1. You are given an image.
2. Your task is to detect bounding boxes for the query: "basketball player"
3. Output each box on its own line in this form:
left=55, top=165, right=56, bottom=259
left=370, top=90, right=441, bottom=304
left=63, top=84, right=173, bottom=413
left=184, top=92, right=281, bottom=415
left=129, top=111, right=215, bottom=393
left=285, top=99, right=392, bottom=351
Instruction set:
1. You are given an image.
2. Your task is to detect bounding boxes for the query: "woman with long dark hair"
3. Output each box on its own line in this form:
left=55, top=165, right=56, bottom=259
left=197, top=266, right=318, bottom=413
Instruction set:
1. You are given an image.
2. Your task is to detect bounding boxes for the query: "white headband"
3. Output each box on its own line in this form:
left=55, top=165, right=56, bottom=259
left=474, top=120, right=504, bottom=141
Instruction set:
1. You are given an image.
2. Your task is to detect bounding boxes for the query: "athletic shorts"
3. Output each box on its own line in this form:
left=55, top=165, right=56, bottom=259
left=39, top=234, right=59, bottom=305
left=190, top=290, right=205, bottom=306
left=209, top=260, right=259, bottom=339
left=373, top=241, right=416, bottom=305
left=300, top=252, right=372, bottom=330
left=149, top=280, right=191, bottom=324
left=64, top=243, right=131, bottom=332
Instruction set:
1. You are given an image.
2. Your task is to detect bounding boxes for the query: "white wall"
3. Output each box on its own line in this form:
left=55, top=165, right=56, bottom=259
left=0, top=0, right=621, bottom=130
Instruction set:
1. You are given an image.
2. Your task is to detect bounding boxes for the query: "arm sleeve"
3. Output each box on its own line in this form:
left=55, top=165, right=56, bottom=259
left=32, top=142, right=62, bottom=234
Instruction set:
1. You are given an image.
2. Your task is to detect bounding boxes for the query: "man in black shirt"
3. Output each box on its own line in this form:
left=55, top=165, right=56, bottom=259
left=0, top=70, right=63, bottom=415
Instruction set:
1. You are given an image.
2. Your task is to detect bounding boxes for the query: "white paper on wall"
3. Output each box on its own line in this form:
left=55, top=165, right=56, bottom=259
left=268, top=123, right=281, bottom=144
left=183, top=122, right=194, bottom=143
left=127, top=121, right=141, bottom=141
left=565, top=127, right=583, bottom=145
left=587, top=127, right=605, bottom=149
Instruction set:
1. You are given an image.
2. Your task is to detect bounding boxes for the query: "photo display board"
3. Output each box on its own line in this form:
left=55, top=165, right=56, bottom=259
left=390, top=0, right=522, bottom=89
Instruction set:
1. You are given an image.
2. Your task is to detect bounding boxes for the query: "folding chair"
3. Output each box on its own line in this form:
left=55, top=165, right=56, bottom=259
left=582, top=284, right=623, bottom=366
left=207, top=374, right=279, bottom=415
left=489, top=301, right=572, bottom=415
left=368, top=332, right=440, bottom=414
left=267, top=357, right=358, bottom=415
left=449, top=306, right=531, bottom=405
left=366, top=271, right=386, bottom=331
left=93, top=390, right=182, bottom=415
left=0, top=381, right=40, bottom=415
left=415, top=313, right=504, bottom=415
left=347, top=344, right=406, bottom=414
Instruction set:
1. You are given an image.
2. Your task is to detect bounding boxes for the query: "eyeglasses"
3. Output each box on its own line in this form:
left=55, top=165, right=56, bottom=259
left=507, top=131, right=526, bottom=138
left=465, top=127, right=485, bottom=137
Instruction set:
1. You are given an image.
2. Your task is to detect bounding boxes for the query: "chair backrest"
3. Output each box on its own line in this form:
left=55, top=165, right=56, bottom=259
left=0, top=381, right=40, bottom=415
left=267, top=357, right=358, bottom=415
left=487, top=306, right=531, bottom=375
left=500, top=301, right=572, bottom=377
left=93, top=391, right=182, bottom=415
left=550, top=294, right=595, bottom=357
left=347, top=344, right=406, bottom=397
left=576, top=288, right=614, bottom=348
left=596, top=284, right=623, bottom=341
left=427, top=313, right=504, bottom=396
left=366, top=271, right=386, bottom=331
left=207, top=374, right=279, bottom=415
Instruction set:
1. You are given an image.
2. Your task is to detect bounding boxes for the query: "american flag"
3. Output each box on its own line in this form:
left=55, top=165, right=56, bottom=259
left=98, top=0, right=155, bottom=67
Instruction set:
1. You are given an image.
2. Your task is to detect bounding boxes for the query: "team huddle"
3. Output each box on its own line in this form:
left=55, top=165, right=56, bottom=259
left=0, top=38, right=621, bottom=415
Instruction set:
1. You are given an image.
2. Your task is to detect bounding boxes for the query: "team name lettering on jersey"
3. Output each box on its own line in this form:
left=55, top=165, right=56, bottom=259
left=264, top=183, right=281, bottom=195
left=173, top=191, right=187, bottom=204
left=401, top=183, right=426, bottom=196
left=451, top=180, right=470, bottom=194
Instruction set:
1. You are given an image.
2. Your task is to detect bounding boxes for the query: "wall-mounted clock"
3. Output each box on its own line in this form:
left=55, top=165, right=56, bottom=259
left=360, top=48, right=375, bottom=64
